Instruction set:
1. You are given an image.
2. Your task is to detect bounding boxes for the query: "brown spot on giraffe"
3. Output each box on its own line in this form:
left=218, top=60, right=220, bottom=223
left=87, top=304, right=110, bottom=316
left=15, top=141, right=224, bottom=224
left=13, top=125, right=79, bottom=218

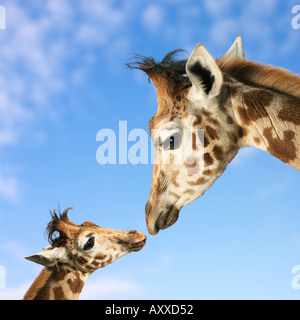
left=212, top=145, right=224, bottom=161
left=53, top=286, right=65, bottom=300
left=67, top=272, right=85, bottom=294
left=193, top=115, right=202, bottom=126
left=204, top=152, right=214, bottom=166
left=91, top=260, right=100, bottom=267
left=237, top=126, right=246, bottom=139
left=263, top=128, right=297, bottom=163
left=206, top=125, right=219, bottom=140
left=204, top=135, right=210, bottom=147
left=202, top=169, right=212, bottom=175
left=187, top=177, right=207, bottom=186
left=278, top=98, right=300, bottom=125
left=241, top=90, right=274, bottom=124
left=226, top=116, right=234, bottom=124
left=74, top=254, right=88, bottom=266
left=254, top=137, right=260, bottom=145
left=205, top=116, right=219, bottom=126
left=183, top=189, right=194, bottom=195
left=95, top=253, right=107, bottom=260
left=226, top=132, right=238, bottom=144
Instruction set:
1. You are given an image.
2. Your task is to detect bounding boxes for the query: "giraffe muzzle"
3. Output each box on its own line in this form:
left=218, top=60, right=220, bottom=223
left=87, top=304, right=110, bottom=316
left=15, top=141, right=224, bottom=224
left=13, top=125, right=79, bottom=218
left=128, top=237, right=147, bottom=251
left=146, top=203, right=180, bottom=235
left=125, top=230, right=147, bottom=252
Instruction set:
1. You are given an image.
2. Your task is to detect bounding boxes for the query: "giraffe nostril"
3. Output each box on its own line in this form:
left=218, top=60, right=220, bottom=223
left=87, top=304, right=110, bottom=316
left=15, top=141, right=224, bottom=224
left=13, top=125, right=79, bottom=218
left=145, top=201, right=152, bottom=217
left=128, top=230, right=137, bottom=235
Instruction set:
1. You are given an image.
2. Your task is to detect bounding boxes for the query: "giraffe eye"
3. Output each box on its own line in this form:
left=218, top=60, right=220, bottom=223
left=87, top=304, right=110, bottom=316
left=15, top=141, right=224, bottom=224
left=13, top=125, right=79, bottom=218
left=162, top=132, right=181, bottom=150
left=84, top=237, right=95, bottom=250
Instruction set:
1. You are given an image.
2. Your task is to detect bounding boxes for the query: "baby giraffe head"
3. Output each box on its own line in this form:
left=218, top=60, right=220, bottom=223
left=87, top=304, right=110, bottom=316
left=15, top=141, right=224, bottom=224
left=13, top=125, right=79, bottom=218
left=127, top=35, right=246, bottom=235
left=26, top=208, right=146, bottom=273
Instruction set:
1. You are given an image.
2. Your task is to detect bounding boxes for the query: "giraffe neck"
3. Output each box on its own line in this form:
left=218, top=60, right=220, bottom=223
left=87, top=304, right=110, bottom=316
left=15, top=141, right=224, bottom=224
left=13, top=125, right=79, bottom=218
left=231, top=87, right=300, bottom=171
left=23, top=266, right=89, bottom=300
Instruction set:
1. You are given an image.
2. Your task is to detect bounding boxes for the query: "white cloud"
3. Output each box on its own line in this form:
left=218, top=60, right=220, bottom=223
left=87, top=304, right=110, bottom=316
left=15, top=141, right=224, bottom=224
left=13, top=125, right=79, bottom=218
left=245, top=0, right=278, bottom=18
left=80, top=0, right=125, bottom=25
left=75, top=24, right=108, bottom=45
left=0, top=2, right=68, bottom=148
left=203, top=0, right=284, bottom=62
left=0, top=0, right=140, bottom=205
left=142, top=4, right=164, bottom=33
left=203, top=0, right=236, bottom=17
left=0, top=0, right=133, bottom=152
left=0, top=172, right=19, bottom=202
left=0, top=1, right=129, bottom=194
left=76, top=0, right=127, bottom=46
left=46, top=0, right=73, bottom=22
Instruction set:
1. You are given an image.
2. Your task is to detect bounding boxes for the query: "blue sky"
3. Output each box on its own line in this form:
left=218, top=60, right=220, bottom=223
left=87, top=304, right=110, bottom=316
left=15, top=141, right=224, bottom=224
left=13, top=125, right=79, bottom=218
left=0, top=0, right=300, bottom=300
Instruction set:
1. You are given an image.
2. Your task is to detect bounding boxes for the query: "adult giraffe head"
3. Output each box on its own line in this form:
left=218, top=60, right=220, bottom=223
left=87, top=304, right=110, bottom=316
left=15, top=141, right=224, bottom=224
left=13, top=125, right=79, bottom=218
left=127, top=35, right=300, bottom=235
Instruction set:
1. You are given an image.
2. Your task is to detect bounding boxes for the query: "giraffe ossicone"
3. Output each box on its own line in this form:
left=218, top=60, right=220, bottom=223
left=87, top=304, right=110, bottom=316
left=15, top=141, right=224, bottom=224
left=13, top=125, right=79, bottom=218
left=24, top=208, right=146, bottom=300
left=127, top=34, right=300, bottom=235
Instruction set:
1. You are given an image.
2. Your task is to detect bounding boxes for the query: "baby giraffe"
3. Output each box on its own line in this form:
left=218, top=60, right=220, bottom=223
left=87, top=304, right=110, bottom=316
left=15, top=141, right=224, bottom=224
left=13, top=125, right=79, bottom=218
left=23, top=208, right=146, bottom=300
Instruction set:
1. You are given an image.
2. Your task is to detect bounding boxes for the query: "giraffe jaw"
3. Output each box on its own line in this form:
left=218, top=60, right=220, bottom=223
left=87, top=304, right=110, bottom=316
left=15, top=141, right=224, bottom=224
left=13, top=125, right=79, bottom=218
left=147, top=206, right=180, bottom=235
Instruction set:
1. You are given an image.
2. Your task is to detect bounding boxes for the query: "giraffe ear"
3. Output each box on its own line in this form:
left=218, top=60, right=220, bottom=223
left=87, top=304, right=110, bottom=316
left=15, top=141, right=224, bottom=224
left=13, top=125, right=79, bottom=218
left=186, top=44, right=223, bottom=98
left=223, top=34, right=245, bottom=60
left=25, top=247, right=67, bottom=267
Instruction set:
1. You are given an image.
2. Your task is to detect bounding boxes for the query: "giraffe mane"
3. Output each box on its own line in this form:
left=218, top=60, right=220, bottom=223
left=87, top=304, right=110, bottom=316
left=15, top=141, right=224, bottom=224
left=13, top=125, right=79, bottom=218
left=218, top=57, right=300, bottom=100
left=46, top=207, right=77, bottom=247
left=126, top=49, right=191, bottom=97
left=127, top=48, right=300, bottom=102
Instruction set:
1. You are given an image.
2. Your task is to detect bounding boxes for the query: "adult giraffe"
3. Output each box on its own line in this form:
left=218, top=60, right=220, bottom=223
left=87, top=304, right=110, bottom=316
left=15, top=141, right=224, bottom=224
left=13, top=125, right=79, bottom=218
left=127, top=35, right=300, bottom=235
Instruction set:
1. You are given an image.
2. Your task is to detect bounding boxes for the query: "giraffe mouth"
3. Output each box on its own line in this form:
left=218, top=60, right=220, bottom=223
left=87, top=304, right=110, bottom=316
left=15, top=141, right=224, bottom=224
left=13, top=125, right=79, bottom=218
left=128, top=237, right=147, bottom=252
left=148, top=206, right=180, bottom=235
